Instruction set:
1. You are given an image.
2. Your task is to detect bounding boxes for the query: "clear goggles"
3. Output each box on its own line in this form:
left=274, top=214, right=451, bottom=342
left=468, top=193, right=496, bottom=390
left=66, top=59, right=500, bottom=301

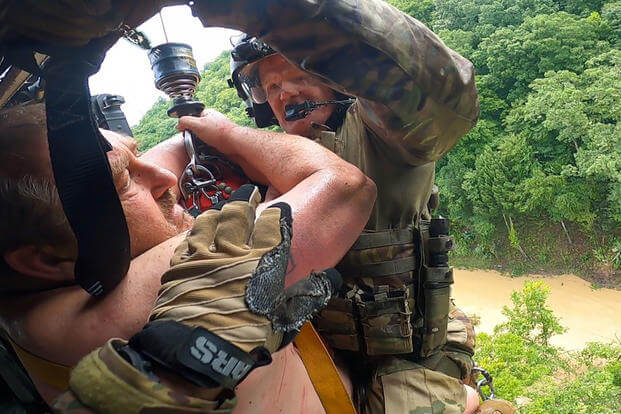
left=237, top=58, right=322, bottom=104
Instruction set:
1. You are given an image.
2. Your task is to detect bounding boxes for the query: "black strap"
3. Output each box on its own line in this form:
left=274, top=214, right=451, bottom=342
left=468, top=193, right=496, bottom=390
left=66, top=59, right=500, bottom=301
left=351, top=227, right=414, bottom=250
left=41, top=38, right=130, bottom=296
left=130, top=320, right=272, bottom=390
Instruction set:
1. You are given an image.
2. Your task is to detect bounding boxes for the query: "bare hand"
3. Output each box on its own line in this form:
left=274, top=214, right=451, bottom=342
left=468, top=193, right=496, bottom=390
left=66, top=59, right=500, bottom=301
left=177, top=109, right=241, bottom=156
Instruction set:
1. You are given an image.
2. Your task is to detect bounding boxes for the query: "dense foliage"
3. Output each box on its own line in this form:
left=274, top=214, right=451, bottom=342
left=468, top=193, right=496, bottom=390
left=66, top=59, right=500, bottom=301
left=133, top=0, right=620, bottom=281
left=475, top=281, right=621, bottom=411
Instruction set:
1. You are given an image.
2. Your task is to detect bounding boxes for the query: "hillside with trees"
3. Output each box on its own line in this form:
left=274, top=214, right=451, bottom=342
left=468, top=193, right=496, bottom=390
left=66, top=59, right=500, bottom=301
left=133, top=0, right=620, bottom=286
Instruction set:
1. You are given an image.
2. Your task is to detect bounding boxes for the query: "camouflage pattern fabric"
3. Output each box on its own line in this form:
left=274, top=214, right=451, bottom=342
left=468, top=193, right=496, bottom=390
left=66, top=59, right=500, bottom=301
left=52, top=339, right=237, bottom=414
left=339, top=242, right=416, bottom=290
left=445, top=304, right=476, bottom=380
left=366, top=357, right=467, bottom=414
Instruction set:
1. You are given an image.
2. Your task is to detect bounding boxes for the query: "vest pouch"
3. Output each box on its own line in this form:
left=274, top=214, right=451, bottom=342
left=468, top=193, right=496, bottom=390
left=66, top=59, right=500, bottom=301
left=357, top=285, right=413, bottom=355
left=315, top=295, right=360, bottom=351
left=420, top=266, right=453, bottom=357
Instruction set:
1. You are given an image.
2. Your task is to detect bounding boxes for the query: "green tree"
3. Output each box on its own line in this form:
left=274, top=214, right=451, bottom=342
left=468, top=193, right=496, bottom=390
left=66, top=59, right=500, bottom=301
left=495, top=280, right=565, bottom=346
left=602, top=1, right=621, bottom=46
left=432, top=0, right=559, bottom=40
left=132, top=98, right=178, bottom=151
left=463, top=134, right=536, bottom=221
left=473, top=12, right=612, bottom=101
left=505, top=50, right=621, bottom=227
left=557, top=0, right=609, bottom=15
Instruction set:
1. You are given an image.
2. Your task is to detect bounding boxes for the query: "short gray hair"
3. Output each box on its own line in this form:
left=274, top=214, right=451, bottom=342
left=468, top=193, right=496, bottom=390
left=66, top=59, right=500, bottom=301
left=0, top=103, right=75, bottom=280
left=0, top=174, right=73, bottom=254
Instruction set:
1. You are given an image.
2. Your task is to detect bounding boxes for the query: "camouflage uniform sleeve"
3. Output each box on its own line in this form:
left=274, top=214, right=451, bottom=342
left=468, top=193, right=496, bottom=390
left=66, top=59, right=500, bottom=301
left=195, top=0, right=479, bottom=165
left=51, top=339, right=237, bottom=414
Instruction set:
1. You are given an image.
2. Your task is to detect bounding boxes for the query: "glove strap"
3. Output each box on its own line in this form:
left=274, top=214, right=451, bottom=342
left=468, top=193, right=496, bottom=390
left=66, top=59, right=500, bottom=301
left=130, top=320, right=272, bottom=390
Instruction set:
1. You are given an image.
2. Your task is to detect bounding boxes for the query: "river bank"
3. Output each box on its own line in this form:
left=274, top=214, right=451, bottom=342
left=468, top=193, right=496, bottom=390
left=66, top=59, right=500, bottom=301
left=452, top=269, right=621, bottom=350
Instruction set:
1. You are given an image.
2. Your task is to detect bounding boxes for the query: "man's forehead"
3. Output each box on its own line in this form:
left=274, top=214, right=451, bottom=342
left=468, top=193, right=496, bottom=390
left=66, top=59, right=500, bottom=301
left=101, top=129, right=138, bottom=155
left=258, top=54, right=298, bottom=76
left=100, top=130, right=138, bottom=178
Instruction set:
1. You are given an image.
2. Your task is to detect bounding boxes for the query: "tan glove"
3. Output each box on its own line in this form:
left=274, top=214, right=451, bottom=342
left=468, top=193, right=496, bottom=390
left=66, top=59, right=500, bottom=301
left=55, top=184, right=341, bottom=413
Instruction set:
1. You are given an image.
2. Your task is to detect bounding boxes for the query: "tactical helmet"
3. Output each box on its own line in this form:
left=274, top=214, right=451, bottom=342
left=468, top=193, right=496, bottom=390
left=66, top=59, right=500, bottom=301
left=228, top=34, right=278, bottom=128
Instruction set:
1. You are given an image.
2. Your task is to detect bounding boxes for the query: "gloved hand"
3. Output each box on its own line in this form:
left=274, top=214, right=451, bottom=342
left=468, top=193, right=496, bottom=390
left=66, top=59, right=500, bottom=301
left=56, top=184, right=341, bottom=413
left=128, top=184, right=342, bottom=388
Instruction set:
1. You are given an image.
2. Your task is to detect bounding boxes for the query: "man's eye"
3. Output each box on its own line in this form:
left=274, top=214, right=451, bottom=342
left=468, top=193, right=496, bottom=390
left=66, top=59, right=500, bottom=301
left=117, top=170, right=131, bottom=192
left=121, top=178, right=131, bottom=192
left=266, top=83, right=281, bottom=97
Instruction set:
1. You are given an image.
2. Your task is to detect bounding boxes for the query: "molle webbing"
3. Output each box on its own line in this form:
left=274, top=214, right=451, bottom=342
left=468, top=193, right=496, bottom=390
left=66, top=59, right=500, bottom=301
left=350, top=228, right=414, bottom=250
left=337, top=227, right=417, bottom=282
left=317, top=221, right=456, bottom=360
left=339, top=256, right=417, bottom=279
left=317, top=228, right=418, bottom=356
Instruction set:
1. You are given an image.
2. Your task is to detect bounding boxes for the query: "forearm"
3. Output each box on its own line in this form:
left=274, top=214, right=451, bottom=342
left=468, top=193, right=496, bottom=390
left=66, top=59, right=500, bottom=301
left=262, top=167, right=376, bottom=286
left=223, top=125, right=351, bottom=195
left=194, top=0, right=478, bottom=130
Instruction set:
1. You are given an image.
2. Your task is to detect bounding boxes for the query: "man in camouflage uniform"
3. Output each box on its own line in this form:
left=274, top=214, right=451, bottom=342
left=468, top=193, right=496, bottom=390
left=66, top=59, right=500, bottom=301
left=217, top=0, right=480, bottom=412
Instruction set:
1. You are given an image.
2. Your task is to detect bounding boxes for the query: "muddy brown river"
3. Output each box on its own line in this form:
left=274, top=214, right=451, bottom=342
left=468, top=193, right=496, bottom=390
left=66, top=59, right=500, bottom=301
left=452, top=269, right=621, bottom=350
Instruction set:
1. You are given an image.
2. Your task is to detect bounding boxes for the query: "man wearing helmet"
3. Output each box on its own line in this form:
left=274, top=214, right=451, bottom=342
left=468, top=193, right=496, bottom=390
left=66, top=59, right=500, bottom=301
left=214, top=1, right=481, bottom=412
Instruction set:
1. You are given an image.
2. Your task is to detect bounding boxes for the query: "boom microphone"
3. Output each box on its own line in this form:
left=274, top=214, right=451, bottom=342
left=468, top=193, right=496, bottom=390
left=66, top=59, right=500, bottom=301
left=284, top=98, right=355, bottom=121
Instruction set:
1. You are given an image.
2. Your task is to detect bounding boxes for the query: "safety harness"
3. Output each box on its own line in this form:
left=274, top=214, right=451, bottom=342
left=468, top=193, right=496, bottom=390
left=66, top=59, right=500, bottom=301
left=2, top=36, right=131, bottom=297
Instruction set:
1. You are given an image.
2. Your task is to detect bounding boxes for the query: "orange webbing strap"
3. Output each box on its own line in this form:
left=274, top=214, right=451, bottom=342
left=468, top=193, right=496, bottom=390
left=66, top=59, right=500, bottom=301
left=294, top=322, right=357, bottom=414
left=6, top=335, right=72, bottom=391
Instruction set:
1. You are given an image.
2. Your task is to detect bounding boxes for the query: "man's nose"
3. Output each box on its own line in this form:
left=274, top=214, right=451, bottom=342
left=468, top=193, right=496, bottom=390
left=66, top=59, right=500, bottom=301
left=138, top=159, right=178, bottom=200
left=279, top=79, right=301, bottom=101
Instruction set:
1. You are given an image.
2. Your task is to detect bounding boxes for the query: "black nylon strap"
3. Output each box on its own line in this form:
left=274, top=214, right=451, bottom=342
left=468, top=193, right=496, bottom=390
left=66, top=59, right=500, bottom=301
left=351, top=227, right=414, bottom=250
left=130, top=320, right=271, bottom=390
left=42, top=38, right=130, bottom=296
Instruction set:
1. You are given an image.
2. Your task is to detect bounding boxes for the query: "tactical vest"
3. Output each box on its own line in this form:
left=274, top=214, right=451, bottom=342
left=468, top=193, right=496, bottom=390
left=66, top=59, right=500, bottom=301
left=314, top=216, right=455, bottom=360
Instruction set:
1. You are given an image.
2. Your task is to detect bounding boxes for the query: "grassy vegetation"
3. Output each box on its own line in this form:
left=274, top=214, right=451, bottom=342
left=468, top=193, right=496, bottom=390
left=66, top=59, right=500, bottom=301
left=450, top=220, right=620, bottom=288
left=474, top=281, right=621, bottom=412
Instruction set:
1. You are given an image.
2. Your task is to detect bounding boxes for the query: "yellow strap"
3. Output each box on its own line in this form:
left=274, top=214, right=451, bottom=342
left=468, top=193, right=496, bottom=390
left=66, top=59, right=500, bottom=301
left=294, top=322, right=357, bottom=414
left=6, top=336, right=72, bottom=390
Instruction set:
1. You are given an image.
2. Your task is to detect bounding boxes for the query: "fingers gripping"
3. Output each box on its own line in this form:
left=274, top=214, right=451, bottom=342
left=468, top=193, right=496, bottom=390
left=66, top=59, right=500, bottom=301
left=213, top=185, right=261, bottom=254
left=169, top=184, right=259, bottom=267
left=171, top=208, right=220, bottom=265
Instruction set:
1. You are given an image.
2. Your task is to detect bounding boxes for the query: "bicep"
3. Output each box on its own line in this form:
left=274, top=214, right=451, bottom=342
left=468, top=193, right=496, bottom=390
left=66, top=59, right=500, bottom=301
left=259, top=170, right=375, bottom=287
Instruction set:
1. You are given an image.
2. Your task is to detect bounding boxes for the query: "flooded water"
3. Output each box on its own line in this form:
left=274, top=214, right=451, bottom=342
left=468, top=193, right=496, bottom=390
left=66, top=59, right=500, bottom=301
left=452, top=269, right=621, bottom=350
